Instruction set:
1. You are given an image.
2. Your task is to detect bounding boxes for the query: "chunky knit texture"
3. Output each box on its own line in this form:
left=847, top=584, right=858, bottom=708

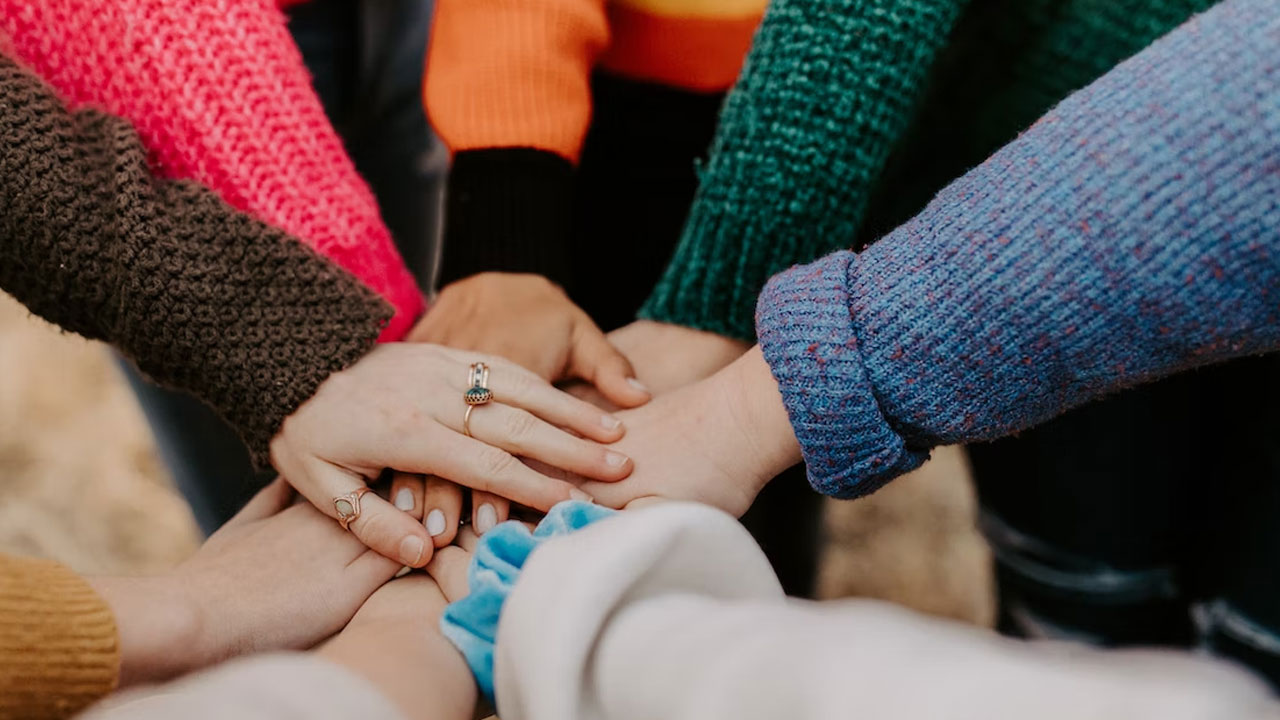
left=641, top=0, right=1217, bottom=340
left=0, top=55, right=392, bottom=465
left=0, top=555, right=119, bottom=720
left=640, top=0, right=968, bottom=339
left=756, top=0, right=1280, bottom=499
left=0, top=0, right=424, bottom=339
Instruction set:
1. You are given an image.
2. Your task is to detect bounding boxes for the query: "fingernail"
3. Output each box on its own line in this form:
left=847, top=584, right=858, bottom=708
left=602, top=415, right=623, bottom=431
left=475, top=503, right=497, bottom=534
left=627, top=377, right=649, bottom=394
left=394, top=488, right=415, bottom=511
left=395, top=565, right=412, bottom=578
left=569, top=488, right=595, bottom=504
left=605, top=451, right=629, bottom=468
left=426, top=509, right=446, bottom=536
left=399, top=535, right=425, bottom=566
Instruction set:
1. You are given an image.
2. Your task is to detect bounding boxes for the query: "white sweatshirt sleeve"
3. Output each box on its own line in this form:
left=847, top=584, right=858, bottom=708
left=494, top=503, right=1279, bottom=720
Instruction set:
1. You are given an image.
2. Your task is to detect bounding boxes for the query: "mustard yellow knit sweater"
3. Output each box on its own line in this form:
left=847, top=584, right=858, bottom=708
left=0, top=555, right=119, bottom=720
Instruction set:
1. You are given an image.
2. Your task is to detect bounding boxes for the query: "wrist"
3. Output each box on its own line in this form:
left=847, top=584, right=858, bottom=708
left=87, top=575, right=203, bottom=686
left=320, top=617, right=476, bottom=720
left=713, top=346, right=802, bottom=495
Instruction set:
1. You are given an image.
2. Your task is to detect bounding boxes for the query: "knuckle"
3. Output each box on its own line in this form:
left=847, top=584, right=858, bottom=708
left=502, top=409, right=539, bottom=443
left=353, top=509, right=401, bottom=550
left=501, top=367, right=534, bottom=397
left=478, top=447, right=518, bottom=480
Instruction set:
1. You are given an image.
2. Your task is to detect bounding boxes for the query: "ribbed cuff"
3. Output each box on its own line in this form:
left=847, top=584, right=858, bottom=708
left=438, top=149, right=576, bottom=288
left=755, top=251, right=928, bottom=498
left=638, top=207, right=781, bottom=342
left=0, top=556, right=119, bottom=720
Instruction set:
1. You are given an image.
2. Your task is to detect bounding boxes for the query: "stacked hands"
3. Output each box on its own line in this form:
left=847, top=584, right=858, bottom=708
left=138, top=272, right=801, bottom=716
left=270, top=271, right=801, bottom=571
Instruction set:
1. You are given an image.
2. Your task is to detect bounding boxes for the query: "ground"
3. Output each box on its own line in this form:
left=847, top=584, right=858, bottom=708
left=0, top=290, right=993, bottom=624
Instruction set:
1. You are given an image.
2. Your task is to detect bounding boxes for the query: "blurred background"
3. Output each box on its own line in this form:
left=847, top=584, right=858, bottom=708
left=0, top=289, right=993, bottom=624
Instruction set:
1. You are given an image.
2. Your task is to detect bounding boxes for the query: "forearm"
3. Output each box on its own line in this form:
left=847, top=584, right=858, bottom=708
left=0, top=0, right=423, bottom=338
left=757, top=0, right=1280, bottom=497
left=640, top=0, right=970, bottom=340
left=0, top=56, right=391, bottom=463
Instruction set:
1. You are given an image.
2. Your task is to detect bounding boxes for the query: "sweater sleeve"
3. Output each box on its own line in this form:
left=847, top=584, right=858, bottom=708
left=0, top=0, right=424, bottom=340
left=494, top=504, right=1278, bottom=720
left=0, top=555, right=119, bottom=720
left=755, top=0, right=1280, bottom=498
left=0, top=55, right=391, bottom=466
left=426, top=0, right=607, bottom=287
left=639, top=0, right=971, bottom=340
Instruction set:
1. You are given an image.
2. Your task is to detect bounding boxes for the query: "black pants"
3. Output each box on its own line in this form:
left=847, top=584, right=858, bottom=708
left=970, top=353, right=1280, bottom=688
left=125, top=0, right=441, bottom=534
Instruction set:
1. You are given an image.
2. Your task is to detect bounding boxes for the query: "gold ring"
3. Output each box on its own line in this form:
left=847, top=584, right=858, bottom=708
left=463, top=362, right=493, bottom=438
left=333, top=487, right=370, bottom=531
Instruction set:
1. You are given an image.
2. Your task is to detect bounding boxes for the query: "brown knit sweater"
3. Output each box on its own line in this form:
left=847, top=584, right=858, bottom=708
left=0, top=555, right=118, bottom=720
left=0, top=54, right=393, bottom=464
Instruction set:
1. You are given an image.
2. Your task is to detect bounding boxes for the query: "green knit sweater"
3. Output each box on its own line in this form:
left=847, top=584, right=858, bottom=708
left=639, top=0, right=1217, bottom=341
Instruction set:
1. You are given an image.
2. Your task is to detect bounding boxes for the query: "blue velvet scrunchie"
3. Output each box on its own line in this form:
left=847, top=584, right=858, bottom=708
left=440, top=500, right=615, bottom=703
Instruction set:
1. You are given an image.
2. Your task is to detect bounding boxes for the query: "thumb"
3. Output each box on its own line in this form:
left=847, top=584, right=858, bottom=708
left=294, top=460, right=436, bottom=569
left=568, top=324, right=650, bottom=408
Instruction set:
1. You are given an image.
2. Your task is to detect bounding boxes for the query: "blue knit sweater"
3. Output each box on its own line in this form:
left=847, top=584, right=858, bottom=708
left=756, top=0, right=1280, bottom=499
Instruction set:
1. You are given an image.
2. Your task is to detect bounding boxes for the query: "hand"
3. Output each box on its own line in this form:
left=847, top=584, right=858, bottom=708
left=270, top=343, right=632, bottom=568
left=89, top=480, right=401, bottom=686
left=577, top=347, right=803, bottom=516
left=318, top=573, right=476, bottom=720
left=410, top=273, right=650, bottom=407
left=406, top=274, right=651, bottom=542
left=608, top=320, right=752, bottom=396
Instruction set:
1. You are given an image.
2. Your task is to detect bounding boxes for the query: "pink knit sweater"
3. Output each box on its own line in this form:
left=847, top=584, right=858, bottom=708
left=0, top=0, right=424, bottom=340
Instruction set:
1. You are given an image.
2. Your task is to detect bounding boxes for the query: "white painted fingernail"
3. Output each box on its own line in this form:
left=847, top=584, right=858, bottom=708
left=394, top=488, right=415, bottom=511
left=395, top=565, right=412, bottom=578
left=475, top=504, right=498, bottom=534
left=569, top=488, right=595, bottom=504
left=627, top=377, right=649, bottom=393
left=426, top=509, right=446, bottom=536
left=602, top=415, right=623, bottom=430
left=606, top=451, right=629, bottom=468
left=399, top=536, right=425, bottom=566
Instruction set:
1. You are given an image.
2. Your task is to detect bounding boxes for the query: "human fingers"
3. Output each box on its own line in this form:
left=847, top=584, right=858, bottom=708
left=567, top=324, right=650, bottom=408
left=470, top=490, right=508, bottom=535
left=387, top=431, right=593, bottom=513
left=462, top=401, right=632, bottom=481
left=424, top=546, right=470, bottom=602
left=290, top=457, right=434, bottom=568
left=436, top=347, right=626, bottom=443
left=423, top=475, right=464, bottom=548
left=389, top=472, right=424, bottom=521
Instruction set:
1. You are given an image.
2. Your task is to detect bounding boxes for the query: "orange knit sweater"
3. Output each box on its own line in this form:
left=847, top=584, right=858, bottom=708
left=426, top=0, right=767, bottom=162
left=0, top=555, right=119, bottom=720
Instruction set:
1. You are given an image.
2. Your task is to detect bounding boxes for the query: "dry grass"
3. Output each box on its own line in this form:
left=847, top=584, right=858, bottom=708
left=0, top=290, right=992, bottom=623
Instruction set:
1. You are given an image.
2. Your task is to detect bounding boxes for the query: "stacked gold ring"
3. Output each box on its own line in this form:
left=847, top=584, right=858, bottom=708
left=463, top=362, right=492, bottom=438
